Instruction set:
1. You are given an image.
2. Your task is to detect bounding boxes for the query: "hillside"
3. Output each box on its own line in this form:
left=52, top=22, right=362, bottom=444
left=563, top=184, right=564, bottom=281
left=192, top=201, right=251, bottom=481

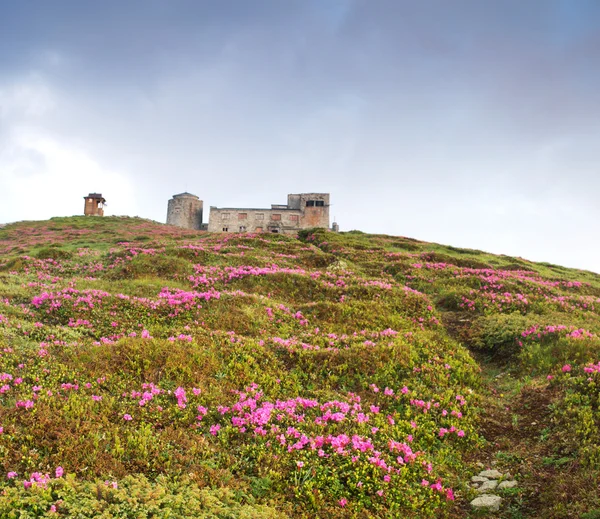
left=0, top=216, right=599, bottom=518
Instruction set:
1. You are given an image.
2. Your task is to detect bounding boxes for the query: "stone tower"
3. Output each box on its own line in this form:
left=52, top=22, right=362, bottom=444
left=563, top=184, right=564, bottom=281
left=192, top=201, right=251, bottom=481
left=167, top=192, right=203, bottom=230
left=84, top=193, right=106, bottom=216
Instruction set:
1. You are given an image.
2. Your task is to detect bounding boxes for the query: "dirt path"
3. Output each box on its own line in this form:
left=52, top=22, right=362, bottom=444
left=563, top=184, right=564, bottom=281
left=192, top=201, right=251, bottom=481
left=461, top=354, right=599, bottom=518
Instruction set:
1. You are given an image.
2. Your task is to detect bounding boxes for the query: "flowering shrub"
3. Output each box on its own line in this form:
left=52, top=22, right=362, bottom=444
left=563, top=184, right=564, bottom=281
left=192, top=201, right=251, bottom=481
left=1, top=217, right=600, bottom=516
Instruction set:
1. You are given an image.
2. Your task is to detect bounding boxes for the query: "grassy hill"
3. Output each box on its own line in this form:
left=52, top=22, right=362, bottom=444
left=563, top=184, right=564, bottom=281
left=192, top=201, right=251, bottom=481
left=0, top=216, right=599, bottom=518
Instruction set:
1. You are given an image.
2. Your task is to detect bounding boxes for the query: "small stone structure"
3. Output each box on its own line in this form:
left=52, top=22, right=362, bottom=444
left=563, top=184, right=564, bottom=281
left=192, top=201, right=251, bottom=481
left=207, top=193, right=330, bottom=234
left=84, top=193, right=106, bottom=216
left=166, top=192, right=203, bottom=230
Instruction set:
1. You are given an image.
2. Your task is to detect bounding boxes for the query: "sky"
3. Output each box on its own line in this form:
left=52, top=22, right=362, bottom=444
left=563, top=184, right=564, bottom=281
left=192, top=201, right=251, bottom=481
left=1, top=0, right=599, bottom=272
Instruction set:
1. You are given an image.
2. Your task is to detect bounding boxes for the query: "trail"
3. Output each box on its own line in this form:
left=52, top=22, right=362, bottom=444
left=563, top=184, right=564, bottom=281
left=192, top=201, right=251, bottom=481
left=461, top=353, right=597, bottom=518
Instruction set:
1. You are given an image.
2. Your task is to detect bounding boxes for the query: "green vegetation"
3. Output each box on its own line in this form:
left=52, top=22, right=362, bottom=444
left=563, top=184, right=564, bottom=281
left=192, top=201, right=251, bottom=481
left=0, top=217, right=599, bottom=517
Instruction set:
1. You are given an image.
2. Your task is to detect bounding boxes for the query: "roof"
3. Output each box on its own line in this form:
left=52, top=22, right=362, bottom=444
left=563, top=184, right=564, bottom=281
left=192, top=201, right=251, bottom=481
left=84, top=193, right=105, bottom=200
left=209, top=207, right=300, bottom=212
left=172, top=192, right=200, bottom=199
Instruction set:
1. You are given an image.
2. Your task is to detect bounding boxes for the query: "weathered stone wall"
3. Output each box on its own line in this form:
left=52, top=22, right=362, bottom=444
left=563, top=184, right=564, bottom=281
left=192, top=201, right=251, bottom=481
left=207, top=207, right=302, bottom=234
left=166, top=193, right=203, bottom=230
left=292, top=193, right=330, bottom=230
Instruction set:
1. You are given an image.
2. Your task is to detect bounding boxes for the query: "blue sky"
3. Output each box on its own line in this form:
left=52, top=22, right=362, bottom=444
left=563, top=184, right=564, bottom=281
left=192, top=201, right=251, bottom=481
left=1, top=1, right=599, bottom=271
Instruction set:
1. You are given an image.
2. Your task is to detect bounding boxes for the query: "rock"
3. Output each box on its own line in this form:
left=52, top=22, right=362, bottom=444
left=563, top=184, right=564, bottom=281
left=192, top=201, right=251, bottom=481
left=471, top=494, right=503, bottom=512
left=479, top=469, right=503, bottom=479
left=498, top=480, right=518, bottom=489
left=471, top=476, right=489, bottom=483
left=477, top=480, right=499, bottom=493
left=475, top=462, right=485, bottom=468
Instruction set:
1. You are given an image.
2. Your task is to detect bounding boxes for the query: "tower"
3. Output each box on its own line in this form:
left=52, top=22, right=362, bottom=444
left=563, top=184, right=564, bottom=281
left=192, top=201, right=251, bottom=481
left=83, top=193, right=106, bottom=216
left=166, top=192, right=203, bottom=230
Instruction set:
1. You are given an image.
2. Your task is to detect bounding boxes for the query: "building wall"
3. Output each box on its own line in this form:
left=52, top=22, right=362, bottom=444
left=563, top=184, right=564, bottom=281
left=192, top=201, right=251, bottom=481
left=84, top=197, right=104, bottom=216
left=207, top=207, right=303, bottom=234
left=166, top=194, right=203, bottom=230
left=292, top=193, right=330, bottom=229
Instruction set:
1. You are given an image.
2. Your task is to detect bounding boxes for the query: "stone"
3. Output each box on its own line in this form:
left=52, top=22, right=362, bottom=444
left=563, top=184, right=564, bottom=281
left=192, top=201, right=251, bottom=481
left=479, top=469, right=503, bottom=479
left=471, top=494, right=503, bottom=512
left=498, top=480, right=518, bottom=489
left=477, top=480, right=499, bottom=493
left=471, top=476, right=489, bottom=483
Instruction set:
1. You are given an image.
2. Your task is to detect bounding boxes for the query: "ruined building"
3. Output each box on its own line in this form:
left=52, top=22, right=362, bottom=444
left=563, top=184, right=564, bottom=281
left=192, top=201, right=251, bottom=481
left=166, top=192, right=204, bottom=230
left=166, top=192, right=333, bottom=234
left=83, top=193, right=106, bottom=216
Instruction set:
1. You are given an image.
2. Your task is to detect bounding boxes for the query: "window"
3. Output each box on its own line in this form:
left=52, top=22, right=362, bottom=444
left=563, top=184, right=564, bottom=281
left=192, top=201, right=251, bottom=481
left=306, top=200, right=325, bottom=207
left=271, top=228, right=279, bottom=233
left=239, top=226, right=247, bottom=232
left=271, top=214, right=281, bottom=221
left=289, top=214, right=299, bottom=222
left=221, top=213, right=230, bottom=220
left=238, top=213, right=247, bottom=220
left=306, top=200, right=315, bottom=207
left=222, top=227, right=229, bottom=232
left=315, top=200, right=325, bottom=207
left=255, top=213, right=264, bottom=220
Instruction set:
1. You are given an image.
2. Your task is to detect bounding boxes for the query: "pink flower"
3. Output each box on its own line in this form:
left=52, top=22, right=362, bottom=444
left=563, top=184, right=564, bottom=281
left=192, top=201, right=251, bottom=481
left=123, top=414, right=132, bottom=421
left=562, top=364, right=571, bottom=373
left=296, top=461, right=304, bottom=468
left=547, top=375, right=554, bottom=380
left=55, top=466, right=64, bottom=478
left=7, top=472, right=17, bottom=479
left=339, top=498, right=348, bottom=507
left=209, top=424, right=221, bottom=435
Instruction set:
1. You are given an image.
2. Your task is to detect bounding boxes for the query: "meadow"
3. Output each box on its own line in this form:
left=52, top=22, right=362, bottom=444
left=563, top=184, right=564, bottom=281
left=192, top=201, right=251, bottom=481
left=0, top=216, right=599, bottom=518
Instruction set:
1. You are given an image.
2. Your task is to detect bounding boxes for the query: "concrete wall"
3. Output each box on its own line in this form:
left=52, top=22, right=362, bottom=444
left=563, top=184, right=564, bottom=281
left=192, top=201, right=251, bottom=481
left=208, top=207, right=303, bottom=234
left=294, top=193, right=330, bottom=229
left=166, top=193, right=203, bottom=230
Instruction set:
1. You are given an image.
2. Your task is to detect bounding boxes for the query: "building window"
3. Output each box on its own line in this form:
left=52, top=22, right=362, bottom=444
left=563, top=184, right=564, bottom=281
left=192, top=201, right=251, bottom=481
left=238, top=213, right=247, bottom=220
left=271, top=214, right=281, bottom=221
left=289, top=214, right=299, bottom=222
left=306, top=200, right=325, bottom=207
left=222, top=227, right=229, bottom=232
left=255, top=227, right=263, bottom=232
left=271, top=228, right=279, bottom=233
left=315, top=200, right=325, bottom=207
left=239, top=226, right=247, bottom=232
left=255, top=213, right=264, bottom=220
left=221, top=213, right=230, bottom=220
left=306, top=201, right=315, bottom=207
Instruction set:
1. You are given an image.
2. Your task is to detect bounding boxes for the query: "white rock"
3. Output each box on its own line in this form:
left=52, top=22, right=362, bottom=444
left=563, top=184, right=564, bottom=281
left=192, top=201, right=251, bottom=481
left=479, top=469, right=503, bottom=479
left=471, top=494, right=503, bottom=512
left=477, top=480, right=499, bottom=493
left=471, top=476, right=489, bottom=483
left=498, top=480, right=518, bottom=489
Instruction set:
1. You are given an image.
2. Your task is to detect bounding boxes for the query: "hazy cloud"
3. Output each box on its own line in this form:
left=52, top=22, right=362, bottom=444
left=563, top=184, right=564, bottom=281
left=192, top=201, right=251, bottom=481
left=1, top=0, right=599, bottom=271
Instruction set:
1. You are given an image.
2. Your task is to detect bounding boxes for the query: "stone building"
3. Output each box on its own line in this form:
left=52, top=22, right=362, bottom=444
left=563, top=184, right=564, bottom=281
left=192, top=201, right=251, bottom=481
left=207, top=193, right=330, bottom=234
left=83, top=193, right=106, bottom=216
left=166, top=192, right=204, bottom=230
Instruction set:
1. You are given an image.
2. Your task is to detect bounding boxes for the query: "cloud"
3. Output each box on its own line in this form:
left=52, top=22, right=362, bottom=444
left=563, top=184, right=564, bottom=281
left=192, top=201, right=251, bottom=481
left=0, top=1, right=599, bottom=272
